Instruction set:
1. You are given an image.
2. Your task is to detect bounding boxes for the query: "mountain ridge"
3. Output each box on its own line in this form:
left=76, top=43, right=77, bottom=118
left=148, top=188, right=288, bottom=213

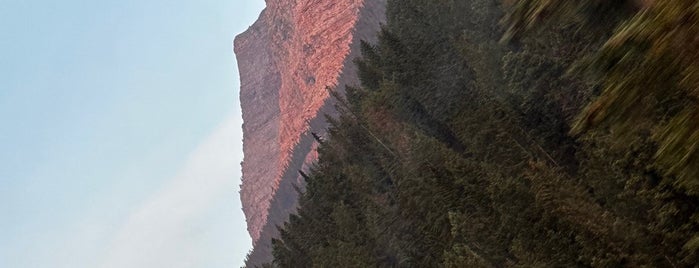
left=234, top=0, right=386, bottom=265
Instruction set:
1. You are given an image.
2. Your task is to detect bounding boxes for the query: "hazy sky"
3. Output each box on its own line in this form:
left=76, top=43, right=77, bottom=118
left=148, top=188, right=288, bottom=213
left=0, top=0, right=264, bottom=267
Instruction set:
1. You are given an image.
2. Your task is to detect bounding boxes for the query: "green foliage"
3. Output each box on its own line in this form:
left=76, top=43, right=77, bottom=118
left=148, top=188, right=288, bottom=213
left=500, top=0, right=631, bottom=42
left=265, top=0, right=699, bottom=267
left=572, top=0, right=699, bottom=196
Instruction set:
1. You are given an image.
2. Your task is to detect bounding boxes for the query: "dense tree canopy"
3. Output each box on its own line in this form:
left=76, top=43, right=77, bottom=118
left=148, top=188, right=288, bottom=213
left=251, top=0, right=699, bottom=267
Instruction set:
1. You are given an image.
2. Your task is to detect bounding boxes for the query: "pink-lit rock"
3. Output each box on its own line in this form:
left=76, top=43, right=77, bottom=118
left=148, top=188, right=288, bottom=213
left=234, top=0, right=385, bottom=262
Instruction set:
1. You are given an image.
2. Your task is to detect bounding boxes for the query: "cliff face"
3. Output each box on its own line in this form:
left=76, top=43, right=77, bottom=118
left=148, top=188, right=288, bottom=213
left=234, top=0, right=386, bottom=251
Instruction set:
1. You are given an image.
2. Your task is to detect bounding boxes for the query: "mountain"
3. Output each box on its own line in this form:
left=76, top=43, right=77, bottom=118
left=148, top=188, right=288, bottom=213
left=233, top=0, right=386, bottom=265
left=268, top=0, right=699, bottom=266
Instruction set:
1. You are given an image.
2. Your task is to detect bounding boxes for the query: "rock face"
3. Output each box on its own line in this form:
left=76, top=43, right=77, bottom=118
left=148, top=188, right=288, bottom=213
left=234, top=0, right=386, bottom=264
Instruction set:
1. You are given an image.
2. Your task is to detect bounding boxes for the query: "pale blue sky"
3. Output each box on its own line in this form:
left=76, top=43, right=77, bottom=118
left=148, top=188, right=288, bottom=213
left=0, top=0, right=264, bottom=267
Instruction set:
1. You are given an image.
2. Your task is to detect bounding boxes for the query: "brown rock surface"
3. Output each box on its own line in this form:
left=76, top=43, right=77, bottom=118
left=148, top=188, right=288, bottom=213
left=234, top=0, right=385, bottom=262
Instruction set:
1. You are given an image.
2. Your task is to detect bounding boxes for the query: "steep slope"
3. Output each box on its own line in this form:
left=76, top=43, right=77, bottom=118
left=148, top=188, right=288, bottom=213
left=269, top=0, right=699, bottom=267
left=234, top=0, right=386, bottom=263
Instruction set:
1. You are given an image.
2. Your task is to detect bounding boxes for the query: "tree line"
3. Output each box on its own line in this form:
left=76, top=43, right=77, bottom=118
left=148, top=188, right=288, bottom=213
left=253, top=0, right=699, bottom=266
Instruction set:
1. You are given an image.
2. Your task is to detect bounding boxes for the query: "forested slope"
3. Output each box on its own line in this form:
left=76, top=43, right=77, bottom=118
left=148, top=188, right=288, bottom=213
left=258, top=0, right=699, bottom=266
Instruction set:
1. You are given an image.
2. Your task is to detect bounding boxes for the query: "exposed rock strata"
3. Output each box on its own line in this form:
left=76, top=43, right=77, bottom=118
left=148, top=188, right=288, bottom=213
left=234, top=0, right=386, bottom=257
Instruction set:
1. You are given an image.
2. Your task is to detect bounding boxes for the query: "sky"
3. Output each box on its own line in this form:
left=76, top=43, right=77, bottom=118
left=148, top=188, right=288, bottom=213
left=0, top=0, right=264, bottom=267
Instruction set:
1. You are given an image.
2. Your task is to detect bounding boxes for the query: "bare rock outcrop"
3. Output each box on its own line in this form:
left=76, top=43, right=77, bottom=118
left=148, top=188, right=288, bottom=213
left=234, top=0, right=386, bottom=264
